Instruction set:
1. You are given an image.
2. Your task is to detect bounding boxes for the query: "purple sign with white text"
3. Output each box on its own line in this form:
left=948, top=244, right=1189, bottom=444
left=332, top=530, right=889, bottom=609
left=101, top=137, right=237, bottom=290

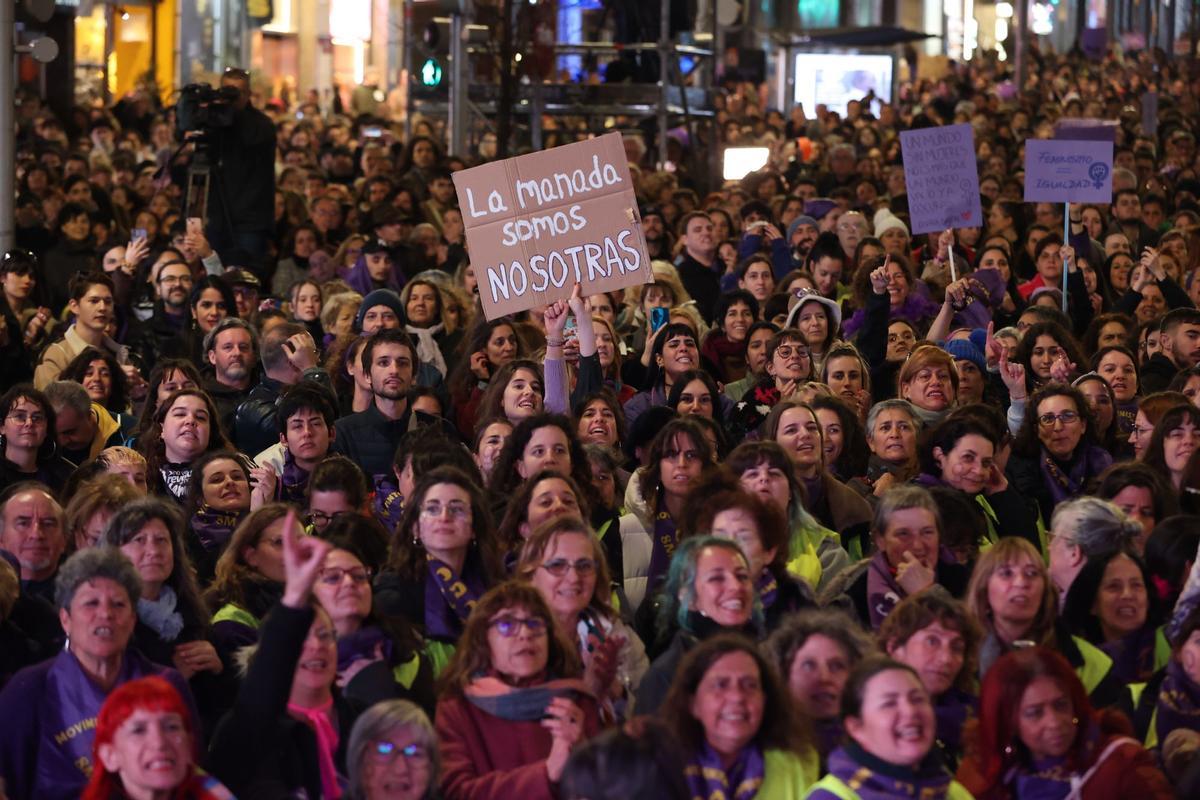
left=900, top=124, right=982, bottom=235
left=1024, top=139, right=1114, bottom=203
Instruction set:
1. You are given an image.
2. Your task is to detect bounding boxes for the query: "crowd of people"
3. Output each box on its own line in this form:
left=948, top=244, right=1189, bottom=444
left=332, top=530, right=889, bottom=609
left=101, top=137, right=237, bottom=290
left=3, top=41, right=1200, bottom=800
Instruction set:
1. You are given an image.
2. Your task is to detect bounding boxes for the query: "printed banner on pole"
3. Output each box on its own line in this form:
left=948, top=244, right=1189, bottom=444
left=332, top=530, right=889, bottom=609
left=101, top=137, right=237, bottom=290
left=453, top=133, right=653, bottom=320
left=899, top=123, right=982, bottom=235
left=1024, top=139, right=1114, bottom=203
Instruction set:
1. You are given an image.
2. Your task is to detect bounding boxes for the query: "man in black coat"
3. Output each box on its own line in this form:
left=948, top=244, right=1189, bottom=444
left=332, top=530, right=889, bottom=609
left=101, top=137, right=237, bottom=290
left=234, top=323, right=333, bottom=456
left=1142, top=307, right=1200, bottom=393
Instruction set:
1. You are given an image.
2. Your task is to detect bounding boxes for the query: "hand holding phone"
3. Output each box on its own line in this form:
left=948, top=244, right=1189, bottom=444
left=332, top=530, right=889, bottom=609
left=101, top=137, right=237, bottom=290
left=650, top=307, right=669, bottom=334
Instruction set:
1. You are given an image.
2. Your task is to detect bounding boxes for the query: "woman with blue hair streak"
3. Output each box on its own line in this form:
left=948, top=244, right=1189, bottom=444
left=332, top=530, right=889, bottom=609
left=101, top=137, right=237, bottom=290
left=633, top=536, right=761, bottom=715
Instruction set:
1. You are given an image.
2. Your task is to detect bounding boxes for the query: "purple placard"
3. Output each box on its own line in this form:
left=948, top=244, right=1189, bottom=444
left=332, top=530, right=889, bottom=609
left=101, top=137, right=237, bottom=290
left=899, top=123, right=982, bottom=235
left=1024, top=139, right=1114, bottom=203
left=1052, top=119, right=1118, bottom=142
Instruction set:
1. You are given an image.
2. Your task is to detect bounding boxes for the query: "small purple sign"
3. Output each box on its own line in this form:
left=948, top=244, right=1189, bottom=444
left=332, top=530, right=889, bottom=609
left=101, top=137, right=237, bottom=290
left=1024, top=139, right=1114, bottom=203
left=899, top=123, right=982, bottom=235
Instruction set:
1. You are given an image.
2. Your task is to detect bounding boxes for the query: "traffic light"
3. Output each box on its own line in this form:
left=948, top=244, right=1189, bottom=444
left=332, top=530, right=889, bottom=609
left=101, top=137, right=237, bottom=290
left=411, top=10, right=450, bottom=99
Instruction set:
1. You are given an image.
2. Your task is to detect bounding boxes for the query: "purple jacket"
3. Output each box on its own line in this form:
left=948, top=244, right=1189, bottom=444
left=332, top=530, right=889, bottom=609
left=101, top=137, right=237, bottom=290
left=0, top=648, right=195, bottom=800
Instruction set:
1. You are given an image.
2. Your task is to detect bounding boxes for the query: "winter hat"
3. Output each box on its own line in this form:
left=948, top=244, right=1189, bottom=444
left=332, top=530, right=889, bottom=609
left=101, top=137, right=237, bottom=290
left=354, top=288, right=405, bottom=331
left=804, top=198, right=838, bottom=221
left=943, top=338, right=986, bottom=375
left=786, top=215, right=818, bottom=243
left=785, top=289, right=842, bottom=333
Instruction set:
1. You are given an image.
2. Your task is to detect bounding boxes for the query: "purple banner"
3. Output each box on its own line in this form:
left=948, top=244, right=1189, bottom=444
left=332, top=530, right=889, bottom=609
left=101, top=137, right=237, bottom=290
left=1053, top=118, right=1118, bottom=142
left=899, top=123, right=982, bottom=235
left=1024, top=139, right=1114, bottom=203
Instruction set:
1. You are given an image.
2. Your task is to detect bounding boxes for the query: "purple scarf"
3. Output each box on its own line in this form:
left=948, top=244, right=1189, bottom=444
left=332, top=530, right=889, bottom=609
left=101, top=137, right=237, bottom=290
left=1010, top=756, right=1074, bottom=800
left=842, top=292, right=940, bottom=339
left=757, top=569, right=778, bottom=610
left=279, top=450, right=310, bottom=505
left=823, top=744, right=959, bottom=800
left=647, top=497, right=679, bottom=584
left=1115, top=401, right=1137, bottom=436
left=866, top=550, right=904, bottom=630
left=191, top=505, right=244, bottom=551
left=1039, top=446, right=1112, bottom=506
left=685, top=741, right=765, bottom=800
left=1157, top=658, right=1200, bottom=745
left=934, top=687, right=977, bottom=760
left=372, top=473, right=404, bottom=533
left=335, top=624, right=394, bottom=673
left=814, top=717, right=844, bottom=760
left=1099, top=624, right=1157, bottom=686
left=424, top=557, right=484, bottom=640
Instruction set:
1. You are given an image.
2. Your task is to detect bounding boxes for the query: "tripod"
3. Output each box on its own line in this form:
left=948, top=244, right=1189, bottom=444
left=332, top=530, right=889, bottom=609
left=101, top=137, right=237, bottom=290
left=184, top=136, right=213, bottom=223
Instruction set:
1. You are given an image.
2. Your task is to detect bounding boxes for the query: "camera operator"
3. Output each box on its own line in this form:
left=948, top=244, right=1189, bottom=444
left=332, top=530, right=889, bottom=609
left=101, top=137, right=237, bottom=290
left=184, top=68, right=275, bottom=276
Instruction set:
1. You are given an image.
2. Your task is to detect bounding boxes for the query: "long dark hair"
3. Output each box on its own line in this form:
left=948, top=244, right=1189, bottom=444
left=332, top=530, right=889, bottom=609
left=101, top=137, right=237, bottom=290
left=386, top=466, right=502, bottom=583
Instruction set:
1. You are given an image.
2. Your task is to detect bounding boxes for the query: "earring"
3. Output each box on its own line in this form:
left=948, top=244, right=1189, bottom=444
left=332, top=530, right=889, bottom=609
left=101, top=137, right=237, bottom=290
left=1003, top=745, right=1013, bottom=756
left=1071, top=717, right=1079, bottom=726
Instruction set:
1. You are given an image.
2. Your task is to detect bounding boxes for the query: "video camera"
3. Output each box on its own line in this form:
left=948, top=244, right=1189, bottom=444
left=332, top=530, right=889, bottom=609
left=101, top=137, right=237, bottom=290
left=176, top=83, right=240, bottom=136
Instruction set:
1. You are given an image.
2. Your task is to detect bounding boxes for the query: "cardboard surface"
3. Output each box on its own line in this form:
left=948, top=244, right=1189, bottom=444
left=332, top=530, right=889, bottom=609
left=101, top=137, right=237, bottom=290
left=453, top=133, right=653, bottom=320
left=1024, top=138, right=1114, bottom=203
left=899, top=123, right=982, bottom=235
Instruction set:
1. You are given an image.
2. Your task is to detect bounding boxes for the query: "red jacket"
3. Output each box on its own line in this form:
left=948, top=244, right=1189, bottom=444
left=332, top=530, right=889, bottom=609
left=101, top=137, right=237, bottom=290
left=436, top=693, right=602, bottom=800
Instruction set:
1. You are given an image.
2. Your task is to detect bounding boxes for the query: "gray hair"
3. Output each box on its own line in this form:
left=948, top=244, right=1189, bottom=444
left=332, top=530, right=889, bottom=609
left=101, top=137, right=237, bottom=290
left=54, top=546, right=142, bottom=611
left=872, top=484, right=941, bottom=537
left=202, top=316, right=258, bottom=356
left=1049, top=497, right=1141, bottom=558
left=865, top=399, right=920, bottom=440
left=346, top=700, right=440, bottom=800
left=320, top=291, right=364, bottom=331
left=43, top=380, right=91, bottom=416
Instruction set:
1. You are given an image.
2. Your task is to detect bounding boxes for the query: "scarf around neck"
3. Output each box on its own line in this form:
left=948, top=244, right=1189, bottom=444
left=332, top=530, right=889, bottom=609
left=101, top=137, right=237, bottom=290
left=1157, top=657, right=1200, bottom=745
left=1039, top=445, right=1112, bottom=506
left=286, top=696, right=342, bottom=799
left=647, top=496, right=679, bottom=583
left=866, top=550, right=905, bottom=629
left=463, top=674, right=592, bottom=721
left=684, top=741, right=765, bottom=800
left=191, top=504, right=243, bottom=551
left=137, top=585, right=185, bottom=642
left=826, top=742, right=958, bottom=800
left=757, top=568, right=778, bottom=610
left=405, top=322, right=447, bottom=377
left=279, top=449, right=310, bottom=505
left=424, top=556, right=483, bottom=640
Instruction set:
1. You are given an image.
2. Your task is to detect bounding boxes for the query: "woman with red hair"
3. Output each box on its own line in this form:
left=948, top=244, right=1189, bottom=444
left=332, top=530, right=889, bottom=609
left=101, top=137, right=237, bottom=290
left=956, top=647, right=1171, bottom=800
left=83, top=676, right=233, bottom=800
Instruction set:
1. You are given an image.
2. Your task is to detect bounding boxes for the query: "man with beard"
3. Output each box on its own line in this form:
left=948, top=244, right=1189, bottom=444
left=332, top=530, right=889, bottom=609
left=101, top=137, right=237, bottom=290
left=130, top=256, right=193, bottom=365
left=331, top=329, right=455, bottom=480
left=1142, top=308, right=1200, bottom=392
left=0, top=484, right=65, bottom=605
left=641, top=206, right=671, bottom=260
left=233, top=322, right=333, bottom=455
left=787, top=214, right=819, bottom=269
left=202, top=318, right=258, bottom=438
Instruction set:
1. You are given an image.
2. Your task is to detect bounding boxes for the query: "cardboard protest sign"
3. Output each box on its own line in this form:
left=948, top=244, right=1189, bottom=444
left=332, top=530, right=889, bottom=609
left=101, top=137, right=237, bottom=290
left=1024, top=139, right=1114, bottom=203
left=453, top=133, right=653, bottom=320
left=899, top=123, right=982, bottom=235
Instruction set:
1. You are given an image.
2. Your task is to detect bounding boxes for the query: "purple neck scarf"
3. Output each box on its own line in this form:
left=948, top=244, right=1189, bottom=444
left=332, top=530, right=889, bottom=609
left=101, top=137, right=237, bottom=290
left=647, top=497, right=678, bottom=583
left=372, top=473, right=405, bottom=533
left=1099, top=624, right=1157, bottom=686
left=191, top=505, right=244, bottom=551
left=826, top=744, right=958, bottom=800
left=1010, top=758, right=1073, bottom=800
left=279, top=450, right=310, bottom=505
left=424, top=557, right=483, bottom=640
left=934, top=686, right=977, bottom=760
left=685, top=741, right=765, bottom=800
left=866, top=550, right=904, bottom=629
left=1039, top=446, right=1112, bottom=506
left=757, top=569, right=778, bottom=609
left=335, top=624, right=394, bottom=673
left=1157, top=658, right=1200, bottom=745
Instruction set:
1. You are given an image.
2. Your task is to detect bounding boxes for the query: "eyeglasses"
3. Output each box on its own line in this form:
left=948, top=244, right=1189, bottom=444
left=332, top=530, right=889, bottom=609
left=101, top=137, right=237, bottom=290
left=370, top=741, right=431, bottom=766
left=317, top=567, right=372, bottom=586
left=540, top=558, right=596, bottom=577
left=6, top=411, right=46, bottom=426
left=774, top=345, right=810, bottom=360
left=490, top=615, right=547, bottom=637
left=420, top=501, right=471, bottom=520
left=1037, top=411, right=1080, bottom=428
left=158, top=274, right=193, bottom=286
left=1131, top=425, right=1154, bottom=438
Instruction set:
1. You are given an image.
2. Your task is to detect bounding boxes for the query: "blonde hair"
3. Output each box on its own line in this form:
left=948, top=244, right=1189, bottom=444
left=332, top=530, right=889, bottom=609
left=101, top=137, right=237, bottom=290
left=965, top=537, right=1057, bottom=647
left=320, top=291, right=364, bottom=331
left=96, top=446, right=146, bottom=469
